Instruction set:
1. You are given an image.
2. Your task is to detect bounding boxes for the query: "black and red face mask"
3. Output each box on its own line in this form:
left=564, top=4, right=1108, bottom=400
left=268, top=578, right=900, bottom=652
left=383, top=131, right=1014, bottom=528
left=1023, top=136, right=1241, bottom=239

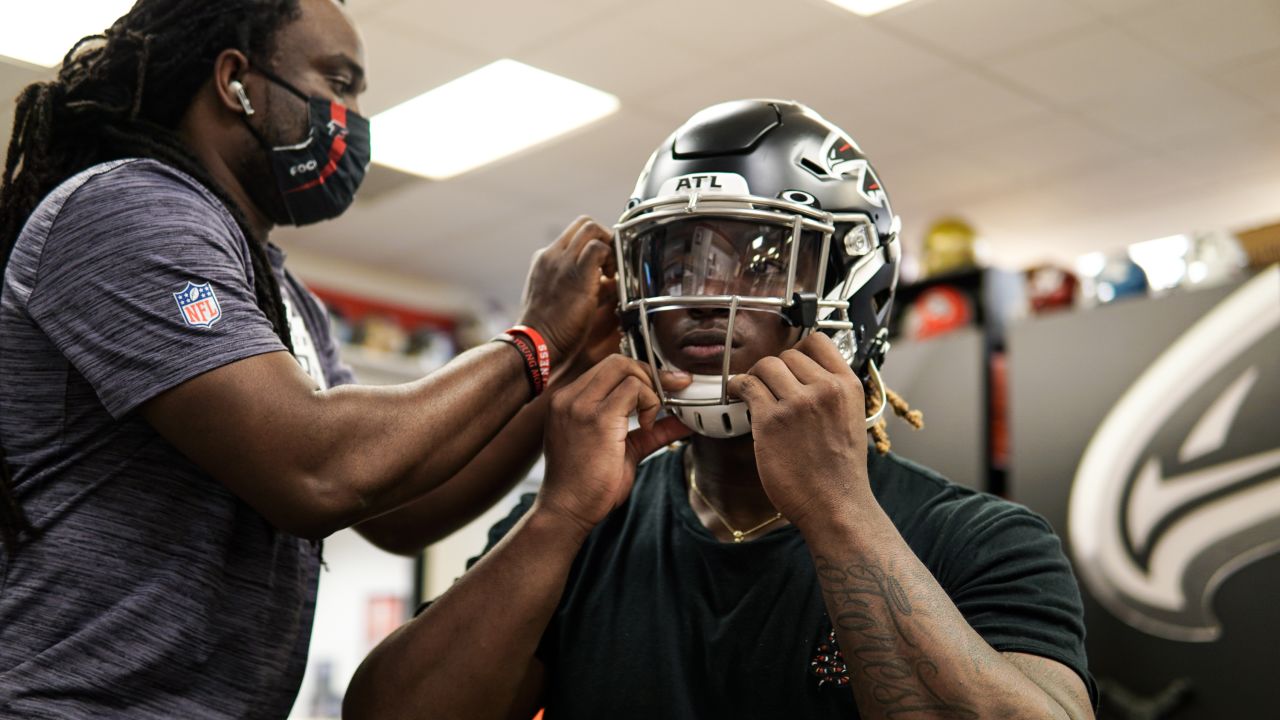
left=244, top=66, right=371, bottom=226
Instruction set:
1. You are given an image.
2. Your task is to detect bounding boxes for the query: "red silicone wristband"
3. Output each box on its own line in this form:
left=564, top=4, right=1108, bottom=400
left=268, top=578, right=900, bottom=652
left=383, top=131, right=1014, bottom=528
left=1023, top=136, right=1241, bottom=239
left=508, top=325, right=551, bottom=386
left=495, top=334, right=543, bottom=397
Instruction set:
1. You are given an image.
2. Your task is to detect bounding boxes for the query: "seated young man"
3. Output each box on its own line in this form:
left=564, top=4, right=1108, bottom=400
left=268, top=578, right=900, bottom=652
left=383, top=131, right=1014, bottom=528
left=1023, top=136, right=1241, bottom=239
left=344, top=100, right=1098, bottom=720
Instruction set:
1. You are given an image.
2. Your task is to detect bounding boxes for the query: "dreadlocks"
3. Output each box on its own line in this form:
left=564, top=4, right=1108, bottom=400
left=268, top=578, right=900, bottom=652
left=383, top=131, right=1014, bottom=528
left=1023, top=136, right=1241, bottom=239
left=0, top=0, right=310, bottom=556
left=866, top=371, right=925, bottom=455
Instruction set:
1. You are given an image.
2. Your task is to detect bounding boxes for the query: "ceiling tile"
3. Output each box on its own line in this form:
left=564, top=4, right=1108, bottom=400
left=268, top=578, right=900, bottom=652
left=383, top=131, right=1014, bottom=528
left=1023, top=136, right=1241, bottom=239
left=639, top=0, right=839, bottom=63
left=875, top=67, right=1052, bottom=147
left=881, top=145, right=1028, bottom=210
left=979, top=116, right=1139, bottom=177
left=989, top=25, right=1189, bottom=106
left=460, top=110, right=675, bottom=210
left=1213, top=49, right=1280, bottom=116
left=518, top=3, right=710, bottom=106
left=1065, top=0, right=1163, bottom=16
left=1116, top=0, right=1280, bottom=71
left=1075, top=75, right=1267, bottom=147
left=876, top=115, right=1138, bottom=215
left=639, top=22, right=962, bottom=157
left=355, top=16, right=484, bottom=115
left=873, top=0, right=1095, bottom=61
left=1161, top=119, right=1280, bottom=181
left=374, top=0, right=633, bottom=58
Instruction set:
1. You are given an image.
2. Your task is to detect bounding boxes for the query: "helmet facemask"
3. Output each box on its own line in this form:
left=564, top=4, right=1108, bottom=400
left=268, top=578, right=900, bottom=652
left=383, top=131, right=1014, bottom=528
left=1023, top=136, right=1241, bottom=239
left=615, top=190, right=890, bottom=438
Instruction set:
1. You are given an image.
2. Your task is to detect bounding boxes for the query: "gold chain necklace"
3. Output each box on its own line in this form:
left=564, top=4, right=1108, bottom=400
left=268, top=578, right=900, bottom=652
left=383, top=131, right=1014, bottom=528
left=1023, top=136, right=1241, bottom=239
left=686, top=452, right=783, bottom=543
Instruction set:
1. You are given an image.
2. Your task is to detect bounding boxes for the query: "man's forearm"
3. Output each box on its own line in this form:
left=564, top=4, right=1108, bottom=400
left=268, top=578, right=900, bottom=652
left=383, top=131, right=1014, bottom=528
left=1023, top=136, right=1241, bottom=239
left=354, top=391, right=550, bottom=554
left=802, top=498, right=1078, bottom=720
left=344, top=502, right=584, bottom=720
left=181, top=341, right=535, bottom=539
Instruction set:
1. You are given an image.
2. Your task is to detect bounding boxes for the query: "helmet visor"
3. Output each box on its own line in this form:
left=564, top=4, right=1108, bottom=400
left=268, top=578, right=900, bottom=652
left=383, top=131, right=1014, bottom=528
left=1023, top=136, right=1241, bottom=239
left=624, top=217, right=824, bottom=302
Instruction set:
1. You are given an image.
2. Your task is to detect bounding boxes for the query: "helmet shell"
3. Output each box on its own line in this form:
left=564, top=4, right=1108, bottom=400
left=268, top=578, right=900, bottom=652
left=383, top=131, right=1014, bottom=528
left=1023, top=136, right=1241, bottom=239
left=624, top=99, right=901, bottom=374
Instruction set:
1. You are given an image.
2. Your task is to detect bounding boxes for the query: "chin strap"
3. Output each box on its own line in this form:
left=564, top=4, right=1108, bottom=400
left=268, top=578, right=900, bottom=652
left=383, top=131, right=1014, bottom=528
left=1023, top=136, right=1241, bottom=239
left=667, top=374, right=753, bottom=438
left=864, top=359, right=887, bottom=431
left=665, top=360, right=888, bottom=438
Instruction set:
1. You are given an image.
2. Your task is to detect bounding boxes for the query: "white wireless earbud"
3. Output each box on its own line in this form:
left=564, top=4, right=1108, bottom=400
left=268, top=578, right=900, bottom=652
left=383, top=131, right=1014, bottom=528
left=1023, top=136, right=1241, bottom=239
left=229, top=80, right=254, bottom=116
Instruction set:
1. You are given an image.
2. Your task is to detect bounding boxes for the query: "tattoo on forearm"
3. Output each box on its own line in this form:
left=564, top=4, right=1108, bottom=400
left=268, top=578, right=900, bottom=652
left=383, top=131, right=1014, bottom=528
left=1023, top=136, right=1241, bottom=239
left=814, top=556, right=977, bottom=719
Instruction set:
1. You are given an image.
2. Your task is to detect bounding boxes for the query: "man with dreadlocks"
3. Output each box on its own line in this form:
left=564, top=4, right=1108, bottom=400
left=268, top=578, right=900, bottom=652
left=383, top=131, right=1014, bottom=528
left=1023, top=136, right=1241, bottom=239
left=345, top=101, right=1097, bottom=720
left=0, top=0, right=646, bottom=717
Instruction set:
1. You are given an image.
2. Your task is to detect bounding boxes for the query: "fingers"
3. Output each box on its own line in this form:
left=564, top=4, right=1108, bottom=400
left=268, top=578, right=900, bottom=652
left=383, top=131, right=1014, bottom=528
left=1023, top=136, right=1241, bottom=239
left=567, top=217, right=610, bottom=256
left=658, top=369, right=692, bottom=392
left=626, top=416, right=692, bottom=465
left=577, top=236, right=614, bottom=278
left=601, top=247, right=618, bottom=278
left=597, top=274, right=618, bottom=305
left=633, top=377, right=664, bottom=431
left=778, top=347, right=828, bottom=385
left=552, top=215, right=594, bottom=250
left=574, top=355, right=654, bottom=407
left=727, top=373, right=778, bottom=410
left=795, top=332, right=853, bottom=375
left=585, top=293, right=620, bottom=341
left=581, top=328, right=624, bottom=368
left=748, top=356, right=804, bottom=400
left=599, top=374, right=661, bottom=431
left=792, top=333, right=866, bottom=406
left=563, top=217, right=614, bottom=280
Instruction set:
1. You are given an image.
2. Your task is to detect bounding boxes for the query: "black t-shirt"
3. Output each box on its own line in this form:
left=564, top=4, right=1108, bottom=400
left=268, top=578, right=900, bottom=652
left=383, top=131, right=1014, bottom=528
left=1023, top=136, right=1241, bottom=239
left=473, top=445, right=1097, bottom=718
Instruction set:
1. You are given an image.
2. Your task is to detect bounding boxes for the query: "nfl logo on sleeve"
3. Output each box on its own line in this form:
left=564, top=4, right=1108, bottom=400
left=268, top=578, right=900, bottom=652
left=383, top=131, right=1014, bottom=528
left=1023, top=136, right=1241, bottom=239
left=173, top=281, right=222, bottom=328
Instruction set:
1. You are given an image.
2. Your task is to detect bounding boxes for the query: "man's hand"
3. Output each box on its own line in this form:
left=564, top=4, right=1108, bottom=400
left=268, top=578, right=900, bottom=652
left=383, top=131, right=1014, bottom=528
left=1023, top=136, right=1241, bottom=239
left=537, top=355, right=690, bottom=537
left=727, top=332, right=871, bottom=529
left=553, top=273, right=622, bottom=386
left=518, top=216, right=616, bottom=366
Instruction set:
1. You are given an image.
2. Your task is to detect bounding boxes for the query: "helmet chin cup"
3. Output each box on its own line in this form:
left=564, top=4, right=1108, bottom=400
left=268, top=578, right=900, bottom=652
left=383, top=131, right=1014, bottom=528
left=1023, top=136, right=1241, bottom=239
left=667, top=374, right=752, bottom=438
left=664, top=363, right=886, bottom=438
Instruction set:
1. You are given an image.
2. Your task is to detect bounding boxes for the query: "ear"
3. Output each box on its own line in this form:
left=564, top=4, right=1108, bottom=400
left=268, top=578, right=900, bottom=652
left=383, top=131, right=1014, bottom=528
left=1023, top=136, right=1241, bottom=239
left=212, top=49, right=255, bottom=116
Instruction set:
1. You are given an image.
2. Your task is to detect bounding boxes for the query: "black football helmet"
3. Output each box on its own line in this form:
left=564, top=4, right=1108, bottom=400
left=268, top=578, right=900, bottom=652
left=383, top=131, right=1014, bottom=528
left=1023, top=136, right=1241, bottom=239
left=614, top=100, right=902, bottom=438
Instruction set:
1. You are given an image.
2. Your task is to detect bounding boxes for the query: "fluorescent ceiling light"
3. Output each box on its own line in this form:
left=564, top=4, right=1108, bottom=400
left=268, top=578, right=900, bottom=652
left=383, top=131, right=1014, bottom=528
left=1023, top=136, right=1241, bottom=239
left=0, top=1, right=134, bottom=67
left=822, top=0, right=919, bottom=16
left=372, top=59, right=619, bottom=180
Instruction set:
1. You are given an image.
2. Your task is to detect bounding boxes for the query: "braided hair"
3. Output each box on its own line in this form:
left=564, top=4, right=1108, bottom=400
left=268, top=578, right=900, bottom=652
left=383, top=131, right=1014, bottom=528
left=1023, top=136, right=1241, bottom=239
left=0, top=0, right=315, bottom=556
left=866, top=374, right=925, bottom=455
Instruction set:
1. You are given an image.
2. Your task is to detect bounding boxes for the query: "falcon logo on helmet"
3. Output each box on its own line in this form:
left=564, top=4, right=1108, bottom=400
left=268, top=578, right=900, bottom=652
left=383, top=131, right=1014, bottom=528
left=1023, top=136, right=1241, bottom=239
left=614, top=99, right=902, bottom=438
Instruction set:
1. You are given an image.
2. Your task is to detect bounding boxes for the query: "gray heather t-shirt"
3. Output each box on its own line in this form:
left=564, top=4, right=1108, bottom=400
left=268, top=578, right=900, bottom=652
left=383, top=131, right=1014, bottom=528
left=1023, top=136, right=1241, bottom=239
left=0, top=158, right=356, bottom=718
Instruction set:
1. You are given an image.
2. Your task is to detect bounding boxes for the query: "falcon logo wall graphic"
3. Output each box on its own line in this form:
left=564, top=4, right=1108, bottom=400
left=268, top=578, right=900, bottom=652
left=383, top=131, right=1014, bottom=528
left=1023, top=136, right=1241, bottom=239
left=1069, top=265, right=1280, bottom=642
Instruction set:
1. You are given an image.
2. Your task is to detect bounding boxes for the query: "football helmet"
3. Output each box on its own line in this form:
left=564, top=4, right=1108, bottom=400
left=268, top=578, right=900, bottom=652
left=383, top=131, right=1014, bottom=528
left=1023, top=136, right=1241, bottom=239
left=614, top=100, right=901, bottom=438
